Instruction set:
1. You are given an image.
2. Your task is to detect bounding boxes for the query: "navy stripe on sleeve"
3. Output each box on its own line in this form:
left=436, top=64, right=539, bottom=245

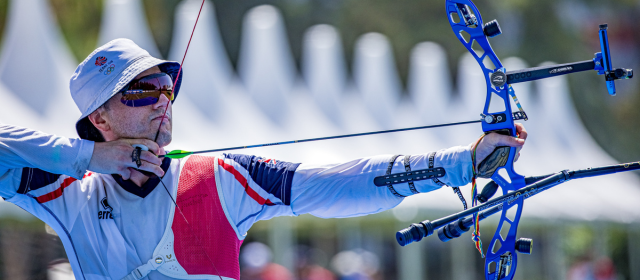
left=224, top=154, right=300, bottom=205
left=18, top=168, right=62, bottom=194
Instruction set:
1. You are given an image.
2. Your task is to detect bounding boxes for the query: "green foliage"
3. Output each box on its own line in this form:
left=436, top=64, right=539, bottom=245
left=563, top=225, right=595, bottom=259
left=142, top=0, right=181, bottom=58
left=48, top=0, right=102, bottom=62
left=0, top=0, right=7, bottom=47
left=609, top=226, right=630, bottom=279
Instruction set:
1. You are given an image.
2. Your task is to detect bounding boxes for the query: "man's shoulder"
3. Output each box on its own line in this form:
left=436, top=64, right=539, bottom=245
left=220, top=153, right=300, bottom=170
left=18, top=168, right=104, bottom=203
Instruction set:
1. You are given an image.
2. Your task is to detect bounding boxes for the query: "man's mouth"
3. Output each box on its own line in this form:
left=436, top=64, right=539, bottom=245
left=152, top=112, right=171, bottom=122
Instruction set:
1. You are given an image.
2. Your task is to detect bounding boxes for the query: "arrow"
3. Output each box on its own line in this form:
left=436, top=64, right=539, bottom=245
left=161, top=119, right=482, bottom=159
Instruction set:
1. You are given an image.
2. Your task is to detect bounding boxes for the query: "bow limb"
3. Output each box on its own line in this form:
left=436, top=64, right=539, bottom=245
left=446, top=1, right=526, bottom=279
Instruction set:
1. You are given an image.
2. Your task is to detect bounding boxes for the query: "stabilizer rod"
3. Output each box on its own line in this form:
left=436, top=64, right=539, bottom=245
left=396, top=161, right=640, bottom=246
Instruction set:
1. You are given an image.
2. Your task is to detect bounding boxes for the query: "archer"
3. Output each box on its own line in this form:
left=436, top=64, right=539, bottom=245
left=0, top=39, right=526, bottom=280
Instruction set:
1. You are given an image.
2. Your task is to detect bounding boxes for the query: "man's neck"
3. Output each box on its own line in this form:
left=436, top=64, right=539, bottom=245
left=129, top=170, right=150, bottom=187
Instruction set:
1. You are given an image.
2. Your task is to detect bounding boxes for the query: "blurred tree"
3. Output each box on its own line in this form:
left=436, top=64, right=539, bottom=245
left=0, top=0, right=7, bottom=48
left=143, top=0, right=181, bottom=58
left=48, top=0, right=102, bottom=61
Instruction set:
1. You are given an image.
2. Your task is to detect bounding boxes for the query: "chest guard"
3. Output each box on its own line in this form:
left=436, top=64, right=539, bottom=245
left=172, top=155, right=243, bottom=278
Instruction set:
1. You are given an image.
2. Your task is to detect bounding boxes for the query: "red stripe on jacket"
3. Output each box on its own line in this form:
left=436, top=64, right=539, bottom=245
left=36, top=173, right=92, bottom=203
left=217, top=158, right=274, bottom=206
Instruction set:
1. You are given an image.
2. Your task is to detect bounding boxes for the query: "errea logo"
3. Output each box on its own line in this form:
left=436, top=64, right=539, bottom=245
left=98, top=197, right=114, bottom=220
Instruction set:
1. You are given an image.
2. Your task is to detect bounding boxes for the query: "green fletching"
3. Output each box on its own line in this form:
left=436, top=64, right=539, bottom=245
left=164, top=150, right=193, bottom=159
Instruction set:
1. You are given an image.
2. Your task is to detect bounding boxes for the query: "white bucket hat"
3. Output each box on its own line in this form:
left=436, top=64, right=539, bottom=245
left=70, top=38, right=183, bottom=140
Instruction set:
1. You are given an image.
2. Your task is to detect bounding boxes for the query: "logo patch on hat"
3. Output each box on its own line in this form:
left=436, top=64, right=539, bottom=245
left=95, top=56, right=107, bottom=66
left=104, top=64, right=116, bottom=75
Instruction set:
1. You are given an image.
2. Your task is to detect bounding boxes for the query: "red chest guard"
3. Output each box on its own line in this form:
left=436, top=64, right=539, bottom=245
left=172, top=155, right=243, bottom=279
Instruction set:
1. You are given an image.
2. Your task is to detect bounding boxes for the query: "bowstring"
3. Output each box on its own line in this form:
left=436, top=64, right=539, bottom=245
left=152, top=1, right=224, bottom=279
left=153, top=0, right=202, bottom=142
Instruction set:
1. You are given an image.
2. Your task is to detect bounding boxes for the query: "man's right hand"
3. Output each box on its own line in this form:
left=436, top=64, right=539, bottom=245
left=88, top=139, right=164, bottom=179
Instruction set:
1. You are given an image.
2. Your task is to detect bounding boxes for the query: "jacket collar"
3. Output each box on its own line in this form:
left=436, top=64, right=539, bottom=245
left=112, top=157, right=172, bottom=198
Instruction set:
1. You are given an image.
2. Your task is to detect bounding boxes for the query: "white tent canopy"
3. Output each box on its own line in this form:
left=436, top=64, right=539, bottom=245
left=0, top=0, right=79, bottom=137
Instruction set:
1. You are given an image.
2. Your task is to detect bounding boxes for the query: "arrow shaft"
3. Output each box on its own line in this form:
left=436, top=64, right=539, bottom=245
left=162, top=119, right=482, bottom=157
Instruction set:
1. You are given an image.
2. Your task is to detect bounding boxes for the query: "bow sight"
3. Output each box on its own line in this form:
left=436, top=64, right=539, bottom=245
left=500, top=24, right=633, bottom=95
left=455, top=3, right=632, bottom=96
left=396, top=1, right=635, bottom=280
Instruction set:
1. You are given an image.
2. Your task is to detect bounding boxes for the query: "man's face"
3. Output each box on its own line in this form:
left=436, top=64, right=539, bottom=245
left=96, top=66, right=173, bottom=147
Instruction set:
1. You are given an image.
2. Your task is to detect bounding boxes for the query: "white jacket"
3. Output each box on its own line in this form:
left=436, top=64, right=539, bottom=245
left=0, top=124, right=473, bottom=279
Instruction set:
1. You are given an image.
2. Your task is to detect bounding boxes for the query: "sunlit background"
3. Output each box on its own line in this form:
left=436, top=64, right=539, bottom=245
left=0, top=0, right=639, bottom=279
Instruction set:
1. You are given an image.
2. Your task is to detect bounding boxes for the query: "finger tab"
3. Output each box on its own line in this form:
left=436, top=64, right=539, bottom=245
left=132, top=144, right=149, bottom=151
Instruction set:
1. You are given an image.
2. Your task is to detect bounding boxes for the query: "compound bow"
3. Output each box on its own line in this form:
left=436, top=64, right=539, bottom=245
left=395, top=1, right=634, bottom=279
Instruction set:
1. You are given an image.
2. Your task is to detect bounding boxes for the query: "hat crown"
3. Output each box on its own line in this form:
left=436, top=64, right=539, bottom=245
left=70, top=39, right=150, bottom=117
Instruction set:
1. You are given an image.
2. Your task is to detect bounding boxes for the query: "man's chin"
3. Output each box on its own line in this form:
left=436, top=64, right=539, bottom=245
left=155, top=133, right=172, bottom=149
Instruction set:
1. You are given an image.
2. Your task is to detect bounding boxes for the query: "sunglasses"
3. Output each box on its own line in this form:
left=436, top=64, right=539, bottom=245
left=120, top=73, right=174, bottom=107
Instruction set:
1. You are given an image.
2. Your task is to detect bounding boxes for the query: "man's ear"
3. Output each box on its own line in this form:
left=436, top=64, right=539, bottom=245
left=88, top=107, right=110, bottom=133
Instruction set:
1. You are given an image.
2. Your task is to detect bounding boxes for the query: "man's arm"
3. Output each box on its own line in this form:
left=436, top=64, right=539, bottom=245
left=287, top=123, right=527, bottom=218
left=218, top=125, right=527, bottom=236
left=216, top=146, right=473, bottom=236
left=0, top=124, right=164, bottom=198
left=0, top=124, right=94, bottom=179
left=0, top=125, right=94, bottom=199
left=289, top=145, right=473, bottom=218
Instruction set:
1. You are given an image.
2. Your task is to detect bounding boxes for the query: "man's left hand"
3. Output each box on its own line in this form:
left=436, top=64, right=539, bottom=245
left=471, top=123, right=528, bottom=169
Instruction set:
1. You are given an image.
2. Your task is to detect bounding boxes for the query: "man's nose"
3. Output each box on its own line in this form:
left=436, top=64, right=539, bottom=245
left=153, top=93, right=171, bottom=110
